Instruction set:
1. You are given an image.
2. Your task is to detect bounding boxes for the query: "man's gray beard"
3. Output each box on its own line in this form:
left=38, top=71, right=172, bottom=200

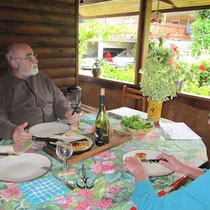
left=18, top=65, right=39, bottom=76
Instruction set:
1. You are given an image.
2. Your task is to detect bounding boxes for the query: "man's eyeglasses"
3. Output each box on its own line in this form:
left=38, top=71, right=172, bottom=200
left=12, top=54, right=38, bottom=62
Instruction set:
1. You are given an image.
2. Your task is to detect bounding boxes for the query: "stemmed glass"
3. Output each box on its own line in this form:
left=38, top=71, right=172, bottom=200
left=56, top=142, right=73, bottom=172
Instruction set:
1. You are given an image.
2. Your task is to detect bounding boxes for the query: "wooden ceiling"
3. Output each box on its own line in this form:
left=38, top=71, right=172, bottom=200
left=79, top=0, right=210, bottom=18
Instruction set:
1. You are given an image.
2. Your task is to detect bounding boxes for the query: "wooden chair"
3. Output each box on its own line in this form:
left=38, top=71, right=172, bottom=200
left=121, top=85, right=147, bottom=112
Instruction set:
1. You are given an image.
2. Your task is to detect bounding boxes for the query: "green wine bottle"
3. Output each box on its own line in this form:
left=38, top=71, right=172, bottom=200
left=95, top=88, right=110, bottom=146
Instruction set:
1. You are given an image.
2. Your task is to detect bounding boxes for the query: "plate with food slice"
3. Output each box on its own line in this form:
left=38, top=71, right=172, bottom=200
left=46, top=133, right=94, bottom=155
left=123, top=150, right=173, bottom=177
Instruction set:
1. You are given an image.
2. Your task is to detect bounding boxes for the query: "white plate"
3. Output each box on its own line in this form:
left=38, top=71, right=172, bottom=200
left=123, top=150, right=173, bottom=177
left=29, top=122, right=70, bottom=138
left=0, top=153, right=51, bottom=182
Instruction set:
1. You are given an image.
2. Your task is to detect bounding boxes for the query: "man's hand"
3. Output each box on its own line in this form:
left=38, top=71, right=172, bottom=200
left=65, top=110, right=80, bottom=126
left=12, top=122, right=32, bottom=144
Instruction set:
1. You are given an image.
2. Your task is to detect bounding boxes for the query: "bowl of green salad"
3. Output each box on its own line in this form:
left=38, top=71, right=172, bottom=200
left=120, top=115, right=153, bottom=135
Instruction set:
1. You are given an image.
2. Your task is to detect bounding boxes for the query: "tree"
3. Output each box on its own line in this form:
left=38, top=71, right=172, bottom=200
left=191, top=9, right=210, bottom=56
left=79, top=19, right=135, bottom=66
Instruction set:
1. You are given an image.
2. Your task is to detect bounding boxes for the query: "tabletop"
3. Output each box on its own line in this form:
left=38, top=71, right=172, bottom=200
left=0, top=107, right=208, bottom=210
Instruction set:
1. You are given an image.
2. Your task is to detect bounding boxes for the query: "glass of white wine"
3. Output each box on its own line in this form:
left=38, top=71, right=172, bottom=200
left=56, top=142, right=73, bottom=172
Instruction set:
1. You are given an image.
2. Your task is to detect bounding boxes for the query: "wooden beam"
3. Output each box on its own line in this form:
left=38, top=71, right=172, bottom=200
left=159, top=0, right=176, bottom=7
left=80, top=0, right=111, bottom=5
left=135, top=0, right=152, bottom=84
left=0, top=34, right=76, bottom=47
left=0, top=7, right=75, bottom=25
left=175, top=93, right=210, bottom=111
left=160, top=5, right=210, bottom=13
left=0, top=0, right=76, bottom=15
left=75, top=0, right=79, bottom=85
left=0, top=21, right=75, bottom=36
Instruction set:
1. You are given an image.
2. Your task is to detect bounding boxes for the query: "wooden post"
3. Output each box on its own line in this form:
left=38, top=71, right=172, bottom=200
left=75, top=0, right=79, bottom=86
left=135, top=0, right=152, bottom=85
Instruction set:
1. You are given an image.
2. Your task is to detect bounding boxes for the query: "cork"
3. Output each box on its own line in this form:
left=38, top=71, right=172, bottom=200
left=100, top=88, right=105, bottom=96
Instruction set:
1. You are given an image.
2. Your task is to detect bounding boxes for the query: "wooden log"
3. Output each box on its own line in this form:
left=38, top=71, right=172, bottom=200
left=33, top=47, right=75, bottom=58
left=0, top=34, right=76, bottom=47
left=0, top=0, right=76, bottom=15
left=0, top=46, right=75, bottom=58
left=0, top=49, right=76, bottom=69
left=38, top=58, right=75, bottom=69
left=75, top=0, right=79, bottom=86
left=40, top=67, right=76, bottom=78
left=55, top=0, right=75, bottom=3
left=0, top=67, right=7, bottom=77
left=0, top=21, right=76, bottom=36
left=0, top=60, right=7, bottom=69
left=0, top=8, right=75, bottom=25
left=52, top=77, right=76, bottom=88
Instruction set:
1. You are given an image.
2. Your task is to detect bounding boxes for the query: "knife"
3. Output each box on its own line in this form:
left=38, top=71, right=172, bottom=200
left=0, top=152, right=24, bottom=156
left=32, top=135, right=87, bottom=143
left=32, top=136, right=58, bottom=142
left=32, top=135, right=88, bottom=143
left=142, top=158, right=167, bottom=163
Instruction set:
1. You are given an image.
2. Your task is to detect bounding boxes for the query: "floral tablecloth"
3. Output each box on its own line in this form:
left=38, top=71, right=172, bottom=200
left=0, top=114, right=207, bottom=210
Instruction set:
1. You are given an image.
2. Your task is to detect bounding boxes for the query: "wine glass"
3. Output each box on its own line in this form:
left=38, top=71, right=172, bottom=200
left=56, top=142, right=73, bottom=172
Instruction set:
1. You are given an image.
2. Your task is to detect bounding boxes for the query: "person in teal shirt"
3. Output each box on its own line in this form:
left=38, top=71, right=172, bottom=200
left=123, top=153, right=210, bottom=210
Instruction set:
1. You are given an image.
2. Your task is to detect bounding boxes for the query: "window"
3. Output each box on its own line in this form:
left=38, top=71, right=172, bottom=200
left=79, top=17, right=138, bottom=84
left=79, top=10, right=210, bottom=98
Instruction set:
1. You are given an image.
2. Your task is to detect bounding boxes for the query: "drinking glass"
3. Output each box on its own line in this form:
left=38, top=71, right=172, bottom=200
left=56, top=142, right=73, bottom=172
left=159, top=126, right=173, bottom=152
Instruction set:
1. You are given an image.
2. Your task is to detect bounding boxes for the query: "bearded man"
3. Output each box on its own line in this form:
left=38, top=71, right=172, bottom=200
left=0, top=43, right=78, bottom=144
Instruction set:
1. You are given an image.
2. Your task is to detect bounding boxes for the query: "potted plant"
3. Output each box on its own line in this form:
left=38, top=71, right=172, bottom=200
left=139, top=37, right=180, bottom=121
left=91, top=59, right=103, bottom=78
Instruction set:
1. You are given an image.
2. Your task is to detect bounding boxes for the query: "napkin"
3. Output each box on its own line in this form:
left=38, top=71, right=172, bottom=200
left=19, top=177, right=69, bottom=206
left=108, top=107, right=147, bottom=119
left=80, top=114, right=96, bottom=124
left=159, top=121, right=201, bottom=140
left=0, top=145, right=14, bottom=153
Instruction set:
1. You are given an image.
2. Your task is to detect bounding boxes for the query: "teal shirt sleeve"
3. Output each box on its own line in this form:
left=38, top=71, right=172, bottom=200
left=132, top=170, right=210, bottom=210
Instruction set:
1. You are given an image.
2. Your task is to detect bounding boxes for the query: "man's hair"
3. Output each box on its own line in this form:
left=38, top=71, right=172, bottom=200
left=5, top=43, right=27, bottom=65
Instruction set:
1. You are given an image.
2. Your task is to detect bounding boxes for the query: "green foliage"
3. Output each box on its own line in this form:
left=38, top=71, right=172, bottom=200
left=140, top=38, right=180, bottom=103
left=183, top=55, right=210, bottom=96
left=121, top=115, right=153, bottom=130
left=79, top=17, right=209, bottom=98
left=79, top=20, right=131, bottom=67
left=102, top=62, right=135, bottom=83
left=176, top=61, right=194, bottom=81
left=79, top=20, right=102, bottom=65
left=191, top=9, right=210, bottom=56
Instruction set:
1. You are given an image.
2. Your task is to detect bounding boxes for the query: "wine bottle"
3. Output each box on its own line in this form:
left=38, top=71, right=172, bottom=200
left=95, top=88, right=110, bottom=146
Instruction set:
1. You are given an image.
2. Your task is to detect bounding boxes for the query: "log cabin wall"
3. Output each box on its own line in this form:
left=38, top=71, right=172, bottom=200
left=79, top=76, right=210, bottom=161
left=0, top=0, right=78, bottom=89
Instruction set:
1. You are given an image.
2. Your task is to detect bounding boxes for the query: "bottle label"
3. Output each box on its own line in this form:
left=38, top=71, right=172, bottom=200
left=95, top=127, right=109, bottom=146
left=95, top=127, right=104, bottom=145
